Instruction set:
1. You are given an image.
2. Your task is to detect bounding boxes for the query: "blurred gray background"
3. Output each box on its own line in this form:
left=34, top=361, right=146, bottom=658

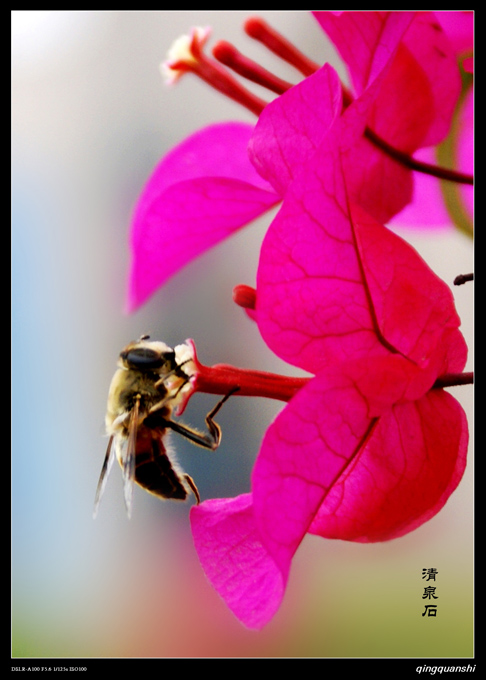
left=12, top=11, right=473, bottom=658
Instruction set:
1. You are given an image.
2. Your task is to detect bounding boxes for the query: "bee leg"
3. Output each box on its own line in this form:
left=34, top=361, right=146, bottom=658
left=154, top=372, right=186, bottom=392
left=154, top=358, right=192, bottom=392
left=148, top=382, right=190, bottom=420
left=151, top=372, right=191, bottom=412
left=183, top=473, right=201, bottom=504
left=163, top=387, right=240, bottom=450
left=204, top=386, right=240, bottom=445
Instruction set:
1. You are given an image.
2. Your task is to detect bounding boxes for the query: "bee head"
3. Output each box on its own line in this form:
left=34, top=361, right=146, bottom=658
left=119, top=336, right=176, bottom=373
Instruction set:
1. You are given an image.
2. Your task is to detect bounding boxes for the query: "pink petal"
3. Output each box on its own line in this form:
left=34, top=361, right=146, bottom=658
left=399, top=12, right=461, bottom=146
left=252, top=357, right=468, bottom=560
left=312, top=11, right=415, bottom=95
left=435, top=11, right=474, bottom=56
left=346, top=44, right=433, bottom=222
left=314, top=11, right=460, bottom=146
left=351, top=202, right=463, bottom=372
left=134, top=122, right=273, bottom=201
left=190, top=494, right=286, bottom=630
left=127, top=122, right=280, bottom=310
left=313, top=11, right=461, bottom=223
left=309, top=388, right=468, bottom=542
left=344, top=138, right=414, bottom=225
left=255, top=115, right=384, bottom=374
left=252, top=370, right=374, bottom=576
left=345, top=31, right=458, bottom=221
left=248, top=63, right=343, bottom=196
left=256, top=114, right=464, bottom=375
left=128, top=177, right=279, bottom=310
left=438, top=328, right=468, bottom=375
left=389, top=148, right=453, bottom=230
left=249, top=26, right=420, bottom=224
left=457, top=87, right=474, bottom=221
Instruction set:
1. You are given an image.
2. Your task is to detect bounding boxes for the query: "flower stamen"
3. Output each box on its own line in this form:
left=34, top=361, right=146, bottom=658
left=212, top=40, right=293, bottom=95
left=244, top=16, right=320, bottom=77
left=162, top=27, right=267, bottom=115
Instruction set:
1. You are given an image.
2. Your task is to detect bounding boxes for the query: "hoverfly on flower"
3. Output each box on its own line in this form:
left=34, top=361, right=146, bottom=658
left=94, top=336, right=235, bottom=518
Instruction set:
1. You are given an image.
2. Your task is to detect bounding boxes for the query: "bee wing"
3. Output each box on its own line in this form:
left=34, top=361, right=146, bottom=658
left=93, top=435, right=116, bottom=518
left=122, top=398, right=139, bottom=519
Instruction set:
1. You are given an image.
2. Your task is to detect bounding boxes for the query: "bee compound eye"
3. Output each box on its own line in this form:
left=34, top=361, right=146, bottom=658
left=123, top=347, right=165, bottom=370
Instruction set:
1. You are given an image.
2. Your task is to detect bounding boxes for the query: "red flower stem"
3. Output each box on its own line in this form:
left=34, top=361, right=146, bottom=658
left=212, top=40, right=292, bottom=94
left=433, top=372, right=473, bottom=389
left=244, top=17, right=320, bottom=77
left=193, top=362, right=473, bottom=401
left=193, top=362, right=310, bottom=402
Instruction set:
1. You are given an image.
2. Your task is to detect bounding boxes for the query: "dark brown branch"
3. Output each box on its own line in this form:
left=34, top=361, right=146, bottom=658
left=454, top=273, right=474, bottom=286
left=433, top=372, right=473, bottom=389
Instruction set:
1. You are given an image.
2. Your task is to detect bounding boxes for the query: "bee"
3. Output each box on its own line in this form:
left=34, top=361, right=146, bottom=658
left=94, top=335, right=236, bottom=518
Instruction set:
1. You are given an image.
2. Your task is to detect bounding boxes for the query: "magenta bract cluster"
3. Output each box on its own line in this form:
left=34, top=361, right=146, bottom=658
left=126, top=11, right=472, bottom=628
